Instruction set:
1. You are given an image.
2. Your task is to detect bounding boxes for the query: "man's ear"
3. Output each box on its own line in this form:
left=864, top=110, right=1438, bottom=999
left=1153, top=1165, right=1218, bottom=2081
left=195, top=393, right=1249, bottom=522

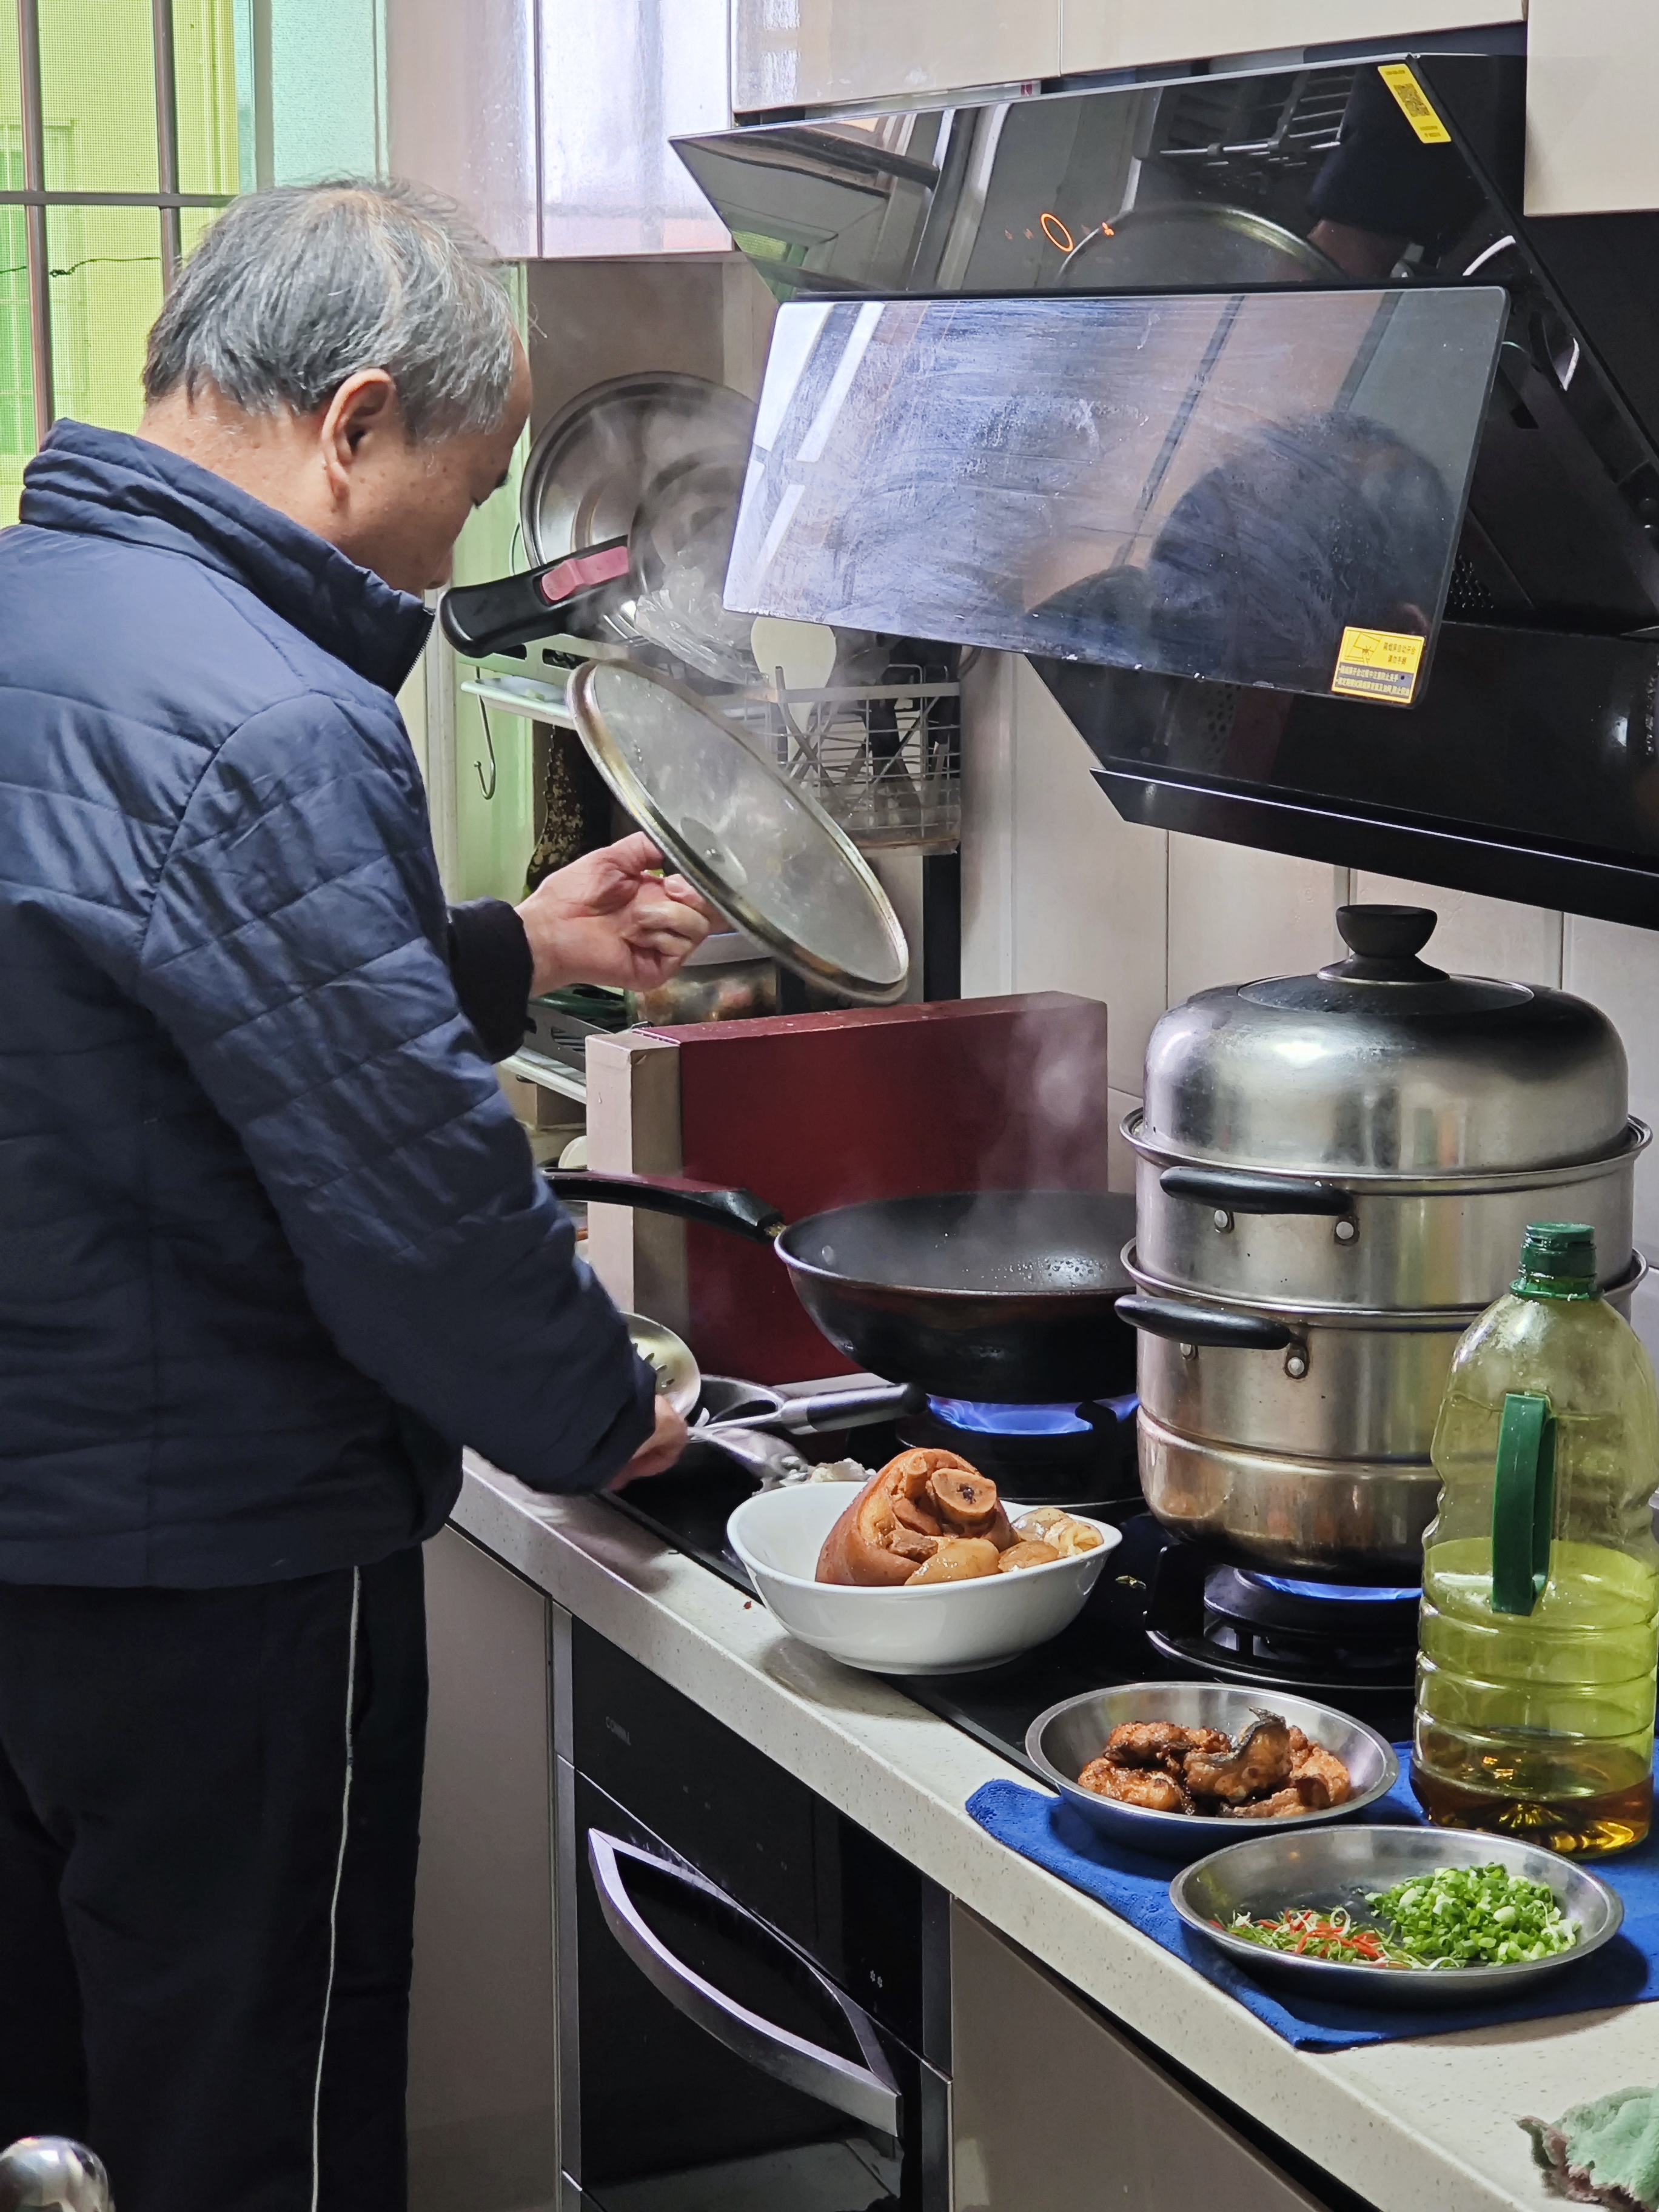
left=318, top=369, right=401, bottom=504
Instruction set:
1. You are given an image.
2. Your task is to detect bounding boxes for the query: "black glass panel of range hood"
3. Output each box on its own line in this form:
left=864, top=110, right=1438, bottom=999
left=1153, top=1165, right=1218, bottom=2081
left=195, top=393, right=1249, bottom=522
left=726, top=285, right=1504, bottom=703
left=680, top=53, right=1659, bottom=925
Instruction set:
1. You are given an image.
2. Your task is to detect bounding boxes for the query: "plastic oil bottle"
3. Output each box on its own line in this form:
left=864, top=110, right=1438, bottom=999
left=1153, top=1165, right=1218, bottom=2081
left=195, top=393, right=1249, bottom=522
left=1413, top=1222, right=1659, bottom=1855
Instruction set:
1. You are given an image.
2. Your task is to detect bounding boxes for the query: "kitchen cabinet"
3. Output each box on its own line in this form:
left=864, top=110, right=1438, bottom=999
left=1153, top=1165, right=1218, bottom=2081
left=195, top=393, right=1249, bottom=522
left=732, top=0, right=1057, bottom=115
left=384, top=0, right=729, bottom=257
left=1061, top=0, right=1521, bottom=76
left=950, top=1905, right=1331, bottom=2211
left=407, top=1528, right=560, bottom=2212
left=1526, top=0, right=1659, bottom=215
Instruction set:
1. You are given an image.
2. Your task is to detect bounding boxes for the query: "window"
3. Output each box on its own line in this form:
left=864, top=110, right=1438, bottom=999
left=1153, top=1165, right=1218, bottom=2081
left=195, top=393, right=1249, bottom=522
left=0, top=0, right=244, bottom=523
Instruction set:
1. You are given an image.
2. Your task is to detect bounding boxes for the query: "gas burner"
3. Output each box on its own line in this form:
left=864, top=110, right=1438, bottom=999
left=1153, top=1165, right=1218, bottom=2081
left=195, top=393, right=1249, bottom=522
left=1245, top=1571, right=1421, bottom=1606
left=927, top=1396, right=1110, bottom=1437
left=1139, top=1552, right=1417, bottom=1734
left=900, top=1393, right=1142, bottom=1506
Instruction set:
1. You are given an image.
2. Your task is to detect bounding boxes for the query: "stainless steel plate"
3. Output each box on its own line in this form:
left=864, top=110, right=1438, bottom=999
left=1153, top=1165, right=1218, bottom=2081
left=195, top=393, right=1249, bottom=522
left=1171, top=1824, right=1624, bottom=2006
left=624, top=1312, right=700, bottom=1419
left=1025, top=1683, right=1399, bottom=1863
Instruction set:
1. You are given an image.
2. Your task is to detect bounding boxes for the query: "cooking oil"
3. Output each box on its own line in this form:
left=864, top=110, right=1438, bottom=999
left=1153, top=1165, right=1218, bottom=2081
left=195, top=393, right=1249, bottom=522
left=1412, top=1224, right=1659, bottom=1858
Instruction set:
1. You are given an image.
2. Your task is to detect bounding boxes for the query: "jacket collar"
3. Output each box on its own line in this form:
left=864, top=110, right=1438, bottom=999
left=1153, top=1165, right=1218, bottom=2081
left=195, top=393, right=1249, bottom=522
left=19, top=420, right=434, bottom=695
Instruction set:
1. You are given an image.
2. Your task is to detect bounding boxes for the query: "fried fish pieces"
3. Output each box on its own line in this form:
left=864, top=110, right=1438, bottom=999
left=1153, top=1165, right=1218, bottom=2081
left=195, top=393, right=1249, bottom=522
left=1078, top=1758, right=1187, bottom=1814
left=1287, top=1726, right=1352, bottom=1808
left=1182, top=1715, right=1292, bottom=1803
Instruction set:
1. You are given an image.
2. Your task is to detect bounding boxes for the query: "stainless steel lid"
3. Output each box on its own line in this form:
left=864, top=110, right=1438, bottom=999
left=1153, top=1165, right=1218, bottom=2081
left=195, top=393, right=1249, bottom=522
left=1141, top=905, right=1629, bottom=1176
left=567, top=660, right=910, bottom=1005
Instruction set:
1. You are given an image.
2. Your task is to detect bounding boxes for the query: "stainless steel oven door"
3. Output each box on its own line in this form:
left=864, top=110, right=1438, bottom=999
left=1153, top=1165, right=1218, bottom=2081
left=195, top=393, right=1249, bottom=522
left=563, top=1774, right=946, bottom=2211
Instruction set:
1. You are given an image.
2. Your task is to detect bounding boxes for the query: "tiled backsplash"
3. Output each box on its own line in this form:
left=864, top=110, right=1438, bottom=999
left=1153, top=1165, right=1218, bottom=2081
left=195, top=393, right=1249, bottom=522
left=961, top=654, right=1659, bottom=1362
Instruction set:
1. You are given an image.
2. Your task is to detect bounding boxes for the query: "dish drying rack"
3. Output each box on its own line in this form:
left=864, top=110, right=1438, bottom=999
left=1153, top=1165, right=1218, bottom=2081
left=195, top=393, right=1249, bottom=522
left=458, top=651, right=962, bottom=856
left=727, top=662, right=961, bottom=854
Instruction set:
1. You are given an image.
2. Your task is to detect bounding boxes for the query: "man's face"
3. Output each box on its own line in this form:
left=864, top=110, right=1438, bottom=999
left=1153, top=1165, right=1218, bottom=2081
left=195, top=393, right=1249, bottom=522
left=334, top=343, right=534, bottom=596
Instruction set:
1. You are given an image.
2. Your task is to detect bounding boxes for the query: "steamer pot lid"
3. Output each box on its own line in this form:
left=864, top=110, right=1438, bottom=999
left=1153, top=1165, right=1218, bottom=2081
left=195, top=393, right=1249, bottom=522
left=1141, top=906, right=1630, bottom=1176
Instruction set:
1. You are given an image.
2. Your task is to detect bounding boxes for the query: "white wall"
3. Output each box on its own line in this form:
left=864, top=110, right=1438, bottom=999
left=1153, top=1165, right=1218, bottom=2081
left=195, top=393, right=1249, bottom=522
left=962, top=653, right=1659, bottom=1365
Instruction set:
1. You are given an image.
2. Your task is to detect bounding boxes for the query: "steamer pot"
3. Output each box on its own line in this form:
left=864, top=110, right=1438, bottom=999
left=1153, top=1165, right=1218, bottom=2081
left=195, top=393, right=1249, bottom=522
left=1141, top=1238, right=1646, bottom=1583
left=1124, top=1248, right=1647, bottom=1476
left=1128, top=1119, right=1645, bottom=1313
left=1131, top=905, right=1638, bottom=1315
left=1121, top=904, right=1643, bottom=1578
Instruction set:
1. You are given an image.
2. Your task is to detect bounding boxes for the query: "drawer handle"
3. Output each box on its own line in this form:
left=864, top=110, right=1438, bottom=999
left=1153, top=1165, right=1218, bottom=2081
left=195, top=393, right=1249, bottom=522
left=1159, top=1167, right=1353, bottom=1218
left=1116, top=1296, right=1294, bottom=1352
left=586, top=1829, right=902, bottom=2136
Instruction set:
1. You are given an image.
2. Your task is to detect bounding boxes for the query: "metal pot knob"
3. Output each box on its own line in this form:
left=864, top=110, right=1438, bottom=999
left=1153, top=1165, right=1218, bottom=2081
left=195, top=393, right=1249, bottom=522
left=1330, top=904, right=1446, bottom=982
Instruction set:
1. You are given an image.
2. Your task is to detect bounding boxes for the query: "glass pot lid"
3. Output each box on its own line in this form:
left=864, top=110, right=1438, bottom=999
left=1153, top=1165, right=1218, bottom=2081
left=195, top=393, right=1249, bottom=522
left=567, top=660, right=910, bottom=1005
left=1139, top=905, right=1631, bottom=1176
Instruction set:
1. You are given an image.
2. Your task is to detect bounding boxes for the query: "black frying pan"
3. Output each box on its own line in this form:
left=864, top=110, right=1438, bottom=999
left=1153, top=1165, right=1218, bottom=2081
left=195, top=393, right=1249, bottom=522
left=548, top=1173, right=1137, bottom=1404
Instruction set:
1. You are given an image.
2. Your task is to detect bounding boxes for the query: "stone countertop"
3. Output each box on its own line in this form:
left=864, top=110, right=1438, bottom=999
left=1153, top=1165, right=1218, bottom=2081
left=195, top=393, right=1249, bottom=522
left=455, top=1453, right=1643, bottom=2212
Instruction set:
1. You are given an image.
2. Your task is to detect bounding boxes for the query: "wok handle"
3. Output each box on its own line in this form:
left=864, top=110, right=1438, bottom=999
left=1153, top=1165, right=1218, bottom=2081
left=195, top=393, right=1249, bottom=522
left=546, top=1170, right=784, bottom=1245
left=1117, top=1296, right=1294, bottom=1352
left=1159, top=1167, right=1353, bottom=1217
left=766, top=1382, right=924, bottom=1433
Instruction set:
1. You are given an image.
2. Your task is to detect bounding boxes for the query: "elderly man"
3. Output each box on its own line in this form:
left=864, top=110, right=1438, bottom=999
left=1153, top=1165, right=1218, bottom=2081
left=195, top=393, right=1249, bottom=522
left=0, top=182, right=711, bottom=2211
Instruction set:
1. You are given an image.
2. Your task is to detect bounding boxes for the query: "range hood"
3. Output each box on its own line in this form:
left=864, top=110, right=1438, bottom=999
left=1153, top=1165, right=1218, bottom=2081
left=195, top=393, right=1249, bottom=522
left=676, top=56, right=1659, bottom=928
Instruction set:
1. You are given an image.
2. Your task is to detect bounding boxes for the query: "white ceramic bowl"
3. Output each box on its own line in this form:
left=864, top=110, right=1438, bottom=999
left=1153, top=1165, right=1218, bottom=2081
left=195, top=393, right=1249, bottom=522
left=726, top=1485, right=1121, bottom=1674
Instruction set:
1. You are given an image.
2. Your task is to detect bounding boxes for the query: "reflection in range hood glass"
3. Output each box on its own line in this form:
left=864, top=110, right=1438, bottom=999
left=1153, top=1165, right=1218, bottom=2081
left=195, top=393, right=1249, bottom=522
left=679, top=55, right=1659, bottom=927
left=728, top=286, right=1503, bottom=703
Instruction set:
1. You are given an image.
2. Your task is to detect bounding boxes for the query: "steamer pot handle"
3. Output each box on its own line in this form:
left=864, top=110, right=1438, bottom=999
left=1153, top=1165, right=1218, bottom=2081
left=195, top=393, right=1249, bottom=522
left=1117, top=1297, right=1294, bottom=1352
left=1159, top=1167, right=1353, bottom=1217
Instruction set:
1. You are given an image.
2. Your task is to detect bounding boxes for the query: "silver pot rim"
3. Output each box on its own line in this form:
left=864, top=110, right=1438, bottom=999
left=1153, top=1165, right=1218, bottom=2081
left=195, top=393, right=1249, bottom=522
left=1123, top=1111, right=1651, bottom=1193
left=1122, top=1241, right=1648, bottom=1327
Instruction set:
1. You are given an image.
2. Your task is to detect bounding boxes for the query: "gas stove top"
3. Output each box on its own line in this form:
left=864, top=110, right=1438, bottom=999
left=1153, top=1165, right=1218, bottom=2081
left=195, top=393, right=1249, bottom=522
left=611, top=1399, right=1418, bottom=1769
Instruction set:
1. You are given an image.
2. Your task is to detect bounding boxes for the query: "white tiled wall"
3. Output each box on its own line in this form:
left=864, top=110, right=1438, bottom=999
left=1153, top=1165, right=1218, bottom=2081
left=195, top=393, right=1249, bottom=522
left=961, top=654, right=1659, bottom=1365
left=1167, top=837, right=1341, bottom=1005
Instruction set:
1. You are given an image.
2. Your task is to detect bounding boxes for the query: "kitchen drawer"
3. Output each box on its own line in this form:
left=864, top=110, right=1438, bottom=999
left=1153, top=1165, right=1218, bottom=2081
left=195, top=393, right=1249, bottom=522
left=951, top=1904, right=1342, bottom=2211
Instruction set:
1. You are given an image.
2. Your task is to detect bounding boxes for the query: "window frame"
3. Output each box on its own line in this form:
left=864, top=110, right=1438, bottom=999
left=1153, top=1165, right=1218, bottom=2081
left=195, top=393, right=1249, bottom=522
left=4, top=0, right=236, bottom=444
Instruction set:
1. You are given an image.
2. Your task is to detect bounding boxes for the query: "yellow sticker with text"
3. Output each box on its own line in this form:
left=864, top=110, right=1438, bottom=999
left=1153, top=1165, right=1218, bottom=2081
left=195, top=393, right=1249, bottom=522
left=1378, top=63, right=1452, bottom=145
left=1332, top=626, right=1426, bottom=705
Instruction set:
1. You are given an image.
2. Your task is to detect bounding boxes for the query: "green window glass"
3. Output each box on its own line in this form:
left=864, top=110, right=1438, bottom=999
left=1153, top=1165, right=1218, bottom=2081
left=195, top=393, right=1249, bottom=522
left=38, top=0, right=159, bottom=195
left=48, top=204, right=165, bottom=433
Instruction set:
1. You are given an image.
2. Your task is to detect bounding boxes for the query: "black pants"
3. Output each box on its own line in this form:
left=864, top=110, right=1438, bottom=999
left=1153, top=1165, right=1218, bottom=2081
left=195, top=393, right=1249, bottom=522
left=0, top=1548, right=427, bottom=2212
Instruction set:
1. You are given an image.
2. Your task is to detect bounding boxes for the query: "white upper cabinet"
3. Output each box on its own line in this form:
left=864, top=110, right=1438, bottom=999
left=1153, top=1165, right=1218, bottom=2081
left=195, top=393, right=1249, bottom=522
left=540, top=0, right=731, bottom=253
left=386, top=0, right=731, bottom=255
left=1061, top=0, right=1521, bottom=76
left=386, top=0, right=539, bottom=258
left=1526, top=0, right=1659, bottom=215
left=734, top=0, right=1058, bottom=113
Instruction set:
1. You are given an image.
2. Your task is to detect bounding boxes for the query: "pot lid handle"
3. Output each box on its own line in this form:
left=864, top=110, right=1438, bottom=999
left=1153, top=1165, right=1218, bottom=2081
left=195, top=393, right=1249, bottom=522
left=1324, top=903, right=1447, bottom=984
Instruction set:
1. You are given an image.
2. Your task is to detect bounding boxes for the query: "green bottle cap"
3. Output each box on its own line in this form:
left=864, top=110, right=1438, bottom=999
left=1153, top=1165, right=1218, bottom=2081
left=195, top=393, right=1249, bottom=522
left=1513, top=1221, right=1600, bottom=1300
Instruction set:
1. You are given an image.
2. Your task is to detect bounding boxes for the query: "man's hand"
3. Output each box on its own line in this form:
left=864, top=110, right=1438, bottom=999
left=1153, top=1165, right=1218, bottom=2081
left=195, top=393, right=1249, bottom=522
left=517, top=832, right=717, bottom=997
left=608, top=1396, right=689, bottom=1489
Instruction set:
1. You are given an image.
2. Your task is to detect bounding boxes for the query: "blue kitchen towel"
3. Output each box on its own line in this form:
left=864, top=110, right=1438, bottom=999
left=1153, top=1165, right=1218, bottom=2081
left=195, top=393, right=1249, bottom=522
left=967, top=1756, right=1659, bottom=2049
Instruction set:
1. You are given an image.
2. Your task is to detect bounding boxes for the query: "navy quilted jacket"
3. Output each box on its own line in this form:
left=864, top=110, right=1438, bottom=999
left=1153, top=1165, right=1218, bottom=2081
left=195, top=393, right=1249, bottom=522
left=0, top=421, right=654, bottom=1587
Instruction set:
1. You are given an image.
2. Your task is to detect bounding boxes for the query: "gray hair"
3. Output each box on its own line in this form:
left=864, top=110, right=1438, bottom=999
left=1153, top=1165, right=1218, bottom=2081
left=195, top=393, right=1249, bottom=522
left=144, top=179, right=521, bottom=441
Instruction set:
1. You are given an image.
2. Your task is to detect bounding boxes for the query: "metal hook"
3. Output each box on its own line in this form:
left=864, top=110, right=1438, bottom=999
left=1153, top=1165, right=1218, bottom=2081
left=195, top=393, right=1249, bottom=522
left=474, top=695, right=498, bottom=801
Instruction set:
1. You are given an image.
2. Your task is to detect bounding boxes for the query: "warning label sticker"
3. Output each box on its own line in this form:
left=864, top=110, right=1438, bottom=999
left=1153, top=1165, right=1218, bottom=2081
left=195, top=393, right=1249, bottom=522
left=1377, top=63, right=1452, bottom=146
left=1332, top=626, right=1427, bottom=705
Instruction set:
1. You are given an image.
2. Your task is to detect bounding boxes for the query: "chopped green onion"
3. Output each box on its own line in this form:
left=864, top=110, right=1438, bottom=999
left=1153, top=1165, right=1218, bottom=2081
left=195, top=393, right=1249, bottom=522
left=1366, top=1864, right=1579, bottom=1968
